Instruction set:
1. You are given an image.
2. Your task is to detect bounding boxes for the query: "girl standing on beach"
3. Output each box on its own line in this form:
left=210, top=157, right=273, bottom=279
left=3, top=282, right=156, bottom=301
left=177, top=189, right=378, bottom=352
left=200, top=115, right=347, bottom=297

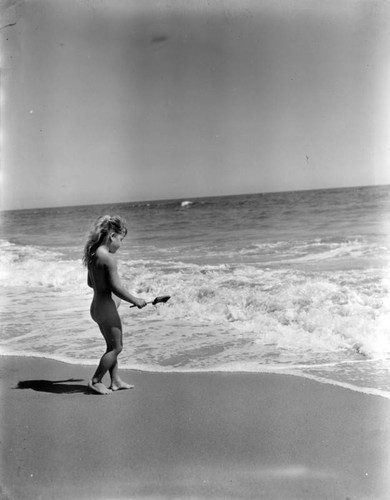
left=83, top=215, right=147, bottom=395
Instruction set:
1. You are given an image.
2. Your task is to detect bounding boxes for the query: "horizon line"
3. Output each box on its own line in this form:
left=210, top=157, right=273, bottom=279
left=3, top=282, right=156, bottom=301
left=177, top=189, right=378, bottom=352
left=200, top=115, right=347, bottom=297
left=1, top=182, right=389, bottom=213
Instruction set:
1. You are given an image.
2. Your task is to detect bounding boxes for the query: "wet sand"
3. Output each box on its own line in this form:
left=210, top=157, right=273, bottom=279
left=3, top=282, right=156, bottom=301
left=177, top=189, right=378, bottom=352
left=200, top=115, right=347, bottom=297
left=1, top=355, right=390, bottom=499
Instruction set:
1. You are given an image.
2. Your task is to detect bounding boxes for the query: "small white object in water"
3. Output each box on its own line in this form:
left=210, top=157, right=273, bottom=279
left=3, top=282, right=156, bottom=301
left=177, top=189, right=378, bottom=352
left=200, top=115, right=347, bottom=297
left=181, top=200, right=193, bottom=208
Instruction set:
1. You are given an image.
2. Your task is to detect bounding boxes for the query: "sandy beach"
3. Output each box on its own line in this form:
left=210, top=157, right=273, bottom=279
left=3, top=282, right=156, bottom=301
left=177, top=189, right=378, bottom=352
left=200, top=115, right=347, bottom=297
left=1, top=355, right=390, bottom=500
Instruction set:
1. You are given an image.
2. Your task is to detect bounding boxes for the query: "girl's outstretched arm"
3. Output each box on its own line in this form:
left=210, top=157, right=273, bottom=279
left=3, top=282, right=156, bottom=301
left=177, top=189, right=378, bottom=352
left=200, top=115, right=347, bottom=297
left=103, top=252, right=146, bottom=308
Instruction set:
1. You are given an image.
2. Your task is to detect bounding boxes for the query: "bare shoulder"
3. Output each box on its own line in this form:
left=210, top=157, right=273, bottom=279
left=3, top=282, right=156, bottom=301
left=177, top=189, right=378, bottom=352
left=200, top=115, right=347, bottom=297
left=95, top=247, right=117, bottom=268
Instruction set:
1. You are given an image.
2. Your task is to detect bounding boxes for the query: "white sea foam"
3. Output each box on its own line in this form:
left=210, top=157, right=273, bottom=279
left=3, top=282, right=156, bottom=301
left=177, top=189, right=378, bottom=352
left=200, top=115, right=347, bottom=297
left=1, top=241, right=389, bottom=371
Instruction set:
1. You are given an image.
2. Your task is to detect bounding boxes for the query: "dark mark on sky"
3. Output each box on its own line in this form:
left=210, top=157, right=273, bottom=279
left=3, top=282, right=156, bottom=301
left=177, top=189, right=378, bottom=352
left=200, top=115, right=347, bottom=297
left=151, top=35, right=169, bottom=44
left=0, top=22, right=17, bottom=30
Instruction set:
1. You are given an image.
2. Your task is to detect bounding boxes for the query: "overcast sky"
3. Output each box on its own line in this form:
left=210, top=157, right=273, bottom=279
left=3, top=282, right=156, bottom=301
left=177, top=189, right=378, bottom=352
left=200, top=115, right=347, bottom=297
left=1, top=0, right=389, bottom=210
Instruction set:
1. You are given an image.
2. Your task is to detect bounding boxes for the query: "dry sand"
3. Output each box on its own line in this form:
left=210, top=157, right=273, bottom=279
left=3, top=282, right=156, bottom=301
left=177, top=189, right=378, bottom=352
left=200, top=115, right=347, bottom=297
left=1, top=355, right=390, bottom=499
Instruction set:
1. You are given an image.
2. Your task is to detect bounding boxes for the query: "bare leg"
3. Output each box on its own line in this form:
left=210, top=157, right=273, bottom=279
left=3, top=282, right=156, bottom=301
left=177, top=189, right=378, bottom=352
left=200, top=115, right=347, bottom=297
left=109, top=359, right=119, bottom=384
left=109, top=359, right=134, bottom=391
left=89, top=324, right=123, bottom=395
left=108, top=295, right=133, bottom=390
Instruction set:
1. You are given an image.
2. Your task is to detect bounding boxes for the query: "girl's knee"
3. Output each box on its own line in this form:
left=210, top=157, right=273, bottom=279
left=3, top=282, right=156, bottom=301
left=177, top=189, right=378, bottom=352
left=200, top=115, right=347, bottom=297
left=109, top=341, right=122, bottom=355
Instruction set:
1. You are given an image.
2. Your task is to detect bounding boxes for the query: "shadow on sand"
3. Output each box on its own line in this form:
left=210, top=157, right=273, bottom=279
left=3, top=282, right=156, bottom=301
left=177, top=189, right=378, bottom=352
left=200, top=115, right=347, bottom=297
left=16, top=378, right=89, bottom=394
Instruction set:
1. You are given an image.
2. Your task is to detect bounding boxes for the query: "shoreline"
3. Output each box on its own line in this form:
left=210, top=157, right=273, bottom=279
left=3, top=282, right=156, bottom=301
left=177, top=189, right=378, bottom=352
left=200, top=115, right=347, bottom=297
left=1, top=355, right=390, bottom=499
left=1, top=352, right=390, bottom=401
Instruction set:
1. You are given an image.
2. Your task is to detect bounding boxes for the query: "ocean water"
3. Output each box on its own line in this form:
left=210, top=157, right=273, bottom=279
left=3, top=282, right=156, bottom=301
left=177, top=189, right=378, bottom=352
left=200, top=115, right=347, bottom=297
left=1, top=185, right=390, bottom=398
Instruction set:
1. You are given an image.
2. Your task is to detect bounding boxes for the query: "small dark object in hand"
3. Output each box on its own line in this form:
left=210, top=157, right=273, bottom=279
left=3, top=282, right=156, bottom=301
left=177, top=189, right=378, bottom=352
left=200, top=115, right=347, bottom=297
left=130, top=295, right=171, bottom=308
left=152, top=295, right=170, bottom=305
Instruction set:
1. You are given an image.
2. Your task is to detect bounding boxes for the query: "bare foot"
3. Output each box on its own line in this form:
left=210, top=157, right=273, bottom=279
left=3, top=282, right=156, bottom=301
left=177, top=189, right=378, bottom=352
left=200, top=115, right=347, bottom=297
left=88, top=381, right=112, bottom=395
left=110, top=379, right=134, bottom=391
